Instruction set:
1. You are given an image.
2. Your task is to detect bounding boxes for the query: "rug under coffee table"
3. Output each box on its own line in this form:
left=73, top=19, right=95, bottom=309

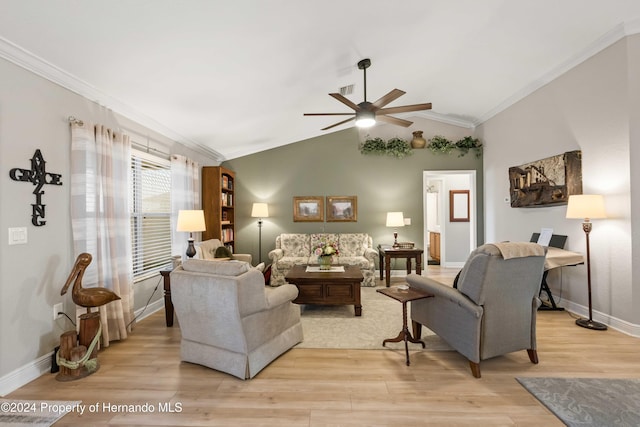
left=285, top=264, right=364, bottom=316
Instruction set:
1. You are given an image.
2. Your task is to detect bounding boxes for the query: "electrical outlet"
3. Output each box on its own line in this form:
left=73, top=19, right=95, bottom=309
left=53, top=303, right=63, bottom=320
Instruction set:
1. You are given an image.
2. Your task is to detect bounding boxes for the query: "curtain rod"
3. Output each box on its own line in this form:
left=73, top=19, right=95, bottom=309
left=68, top=116, right=84, bottom=126
left=68, top=115, right=171, bottom=159
left=131, top=140, right=170, bottom=158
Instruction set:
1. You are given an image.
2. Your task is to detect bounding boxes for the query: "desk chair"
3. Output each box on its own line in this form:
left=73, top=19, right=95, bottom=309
left=530, top=233, right=567, bottom=310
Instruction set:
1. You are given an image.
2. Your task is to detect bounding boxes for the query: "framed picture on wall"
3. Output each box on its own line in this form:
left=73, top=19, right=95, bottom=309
left=508, top=150, right=582, bottom=208
left=326, top=196, right=357, bottom=222
left=450, top=190, right=470, bottom=222
left=293, top=196, right=324, bottom=222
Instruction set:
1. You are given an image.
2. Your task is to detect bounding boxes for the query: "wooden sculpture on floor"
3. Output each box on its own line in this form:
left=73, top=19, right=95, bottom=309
left=56, top=252, right=121, bottom=381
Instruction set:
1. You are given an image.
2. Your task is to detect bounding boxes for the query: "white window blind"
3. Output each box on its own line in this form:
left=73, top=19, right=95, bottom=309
left=130, top=150, right=172, bottom=281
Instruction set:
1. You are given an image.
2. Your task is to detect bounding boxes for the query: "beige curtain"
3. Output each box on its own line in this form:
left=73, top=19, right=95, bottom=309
left=171, top=154, right=201, bottom=258
left=70, top=121, right=133, bottom=346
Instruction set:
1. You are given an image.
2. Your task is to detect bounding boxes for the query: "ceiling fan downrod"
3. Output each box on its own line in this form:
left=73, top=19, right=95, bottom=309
left=357, top=58, right=371, bottom=103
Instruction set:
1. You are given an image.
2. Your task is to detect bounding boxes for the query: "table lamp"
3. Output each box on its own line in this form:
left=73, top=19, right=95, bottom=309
left=565, top=194, right=607, bottom=330
left=386, top=212, right=405, bottom=247
left=251, top=202, right=269, bottom=263
left=176, top=210, right=206, bottom=258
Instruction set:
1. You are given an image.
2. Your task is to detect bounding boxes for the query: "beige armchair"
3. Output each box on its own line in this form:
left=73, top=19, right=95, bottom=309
left=170, top=259, right=303, bottom=379
left=407, top=242, right=546, bottom=378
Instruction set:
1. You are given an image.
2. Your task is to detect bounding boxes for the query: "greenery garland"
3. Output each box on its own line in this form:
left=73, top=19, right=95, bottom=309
left=360, top=136, right=412, bottom=158
left=427, top=135, right=483, bottom=158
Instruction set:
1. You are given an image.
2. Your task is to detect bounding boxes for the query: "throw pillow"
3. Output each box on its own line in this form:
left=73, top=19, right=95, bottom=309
left=214, top=245, right=232, bottom=259
left=263, top=264, right=272, bottom=286
left=452, top=270, right=462, bottom=289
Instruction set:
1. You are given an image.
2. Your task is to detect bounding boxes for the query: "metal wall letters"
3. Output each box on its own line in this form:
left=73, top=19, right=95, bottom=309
left=9, top=149, right=63, bottom=226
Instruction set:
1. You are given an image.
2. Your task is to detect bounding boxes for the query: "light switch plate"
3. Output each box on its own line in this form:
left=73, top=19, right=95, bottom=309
left=8, top=227, right=27, bottom=245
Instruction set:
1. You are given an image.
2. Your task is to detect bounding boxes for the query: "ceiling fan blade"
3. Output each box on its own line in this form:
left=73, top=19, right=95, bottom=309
left=376, top=115, right=413, bottom=127
left=329, top=93, right=360, bottom=111
left=303, top=113, right=355, bottom=116
left=321, top=117, right=355, bottom=131
left=377, top=103, right=432, bottom=115
left=371, top=89, right=406, bottom=109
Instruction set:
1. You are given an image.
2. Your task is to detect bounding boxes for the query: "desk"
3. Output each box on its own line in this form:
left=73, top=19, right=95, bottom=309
left=160, top=270, right=174, bottom=326
left=540, top=247, right=584, bottom=310
left=378, top=245, right=424, bottom=287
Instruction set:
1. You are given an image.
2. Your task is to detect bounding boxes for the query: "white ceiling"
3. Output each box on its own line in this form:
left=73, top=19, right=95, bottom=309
left=2, top=1, right=640, bottom=160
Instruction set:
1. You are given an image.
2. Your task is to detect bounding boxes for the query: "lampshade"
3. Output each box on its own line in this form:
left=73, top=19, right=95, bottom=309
left=176, top=210, right=206, bottom=232
left=386, top=212, right=405, bottom=227
left=355, top=110, right=375, bottom=128
left=251, top=203, right=269, bottom=218
left=566, top=195, right=607, bottom=220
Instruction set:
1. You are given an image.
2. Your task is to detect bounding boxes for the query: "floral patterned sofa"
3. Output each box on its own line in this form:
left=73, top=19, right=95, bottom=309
left=268, top=233, right=378, bottom=287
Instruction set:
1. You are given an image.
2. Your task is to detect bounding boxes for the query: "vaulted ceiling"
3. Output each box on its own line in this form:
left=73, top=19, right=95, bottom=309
left=2, top=1, right=640, bottom=160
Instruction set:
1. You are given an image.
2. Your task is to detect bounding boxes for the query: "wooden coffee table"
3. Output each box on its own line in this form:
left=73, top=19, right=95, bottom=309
left=285, top=265, right=363, bottom=316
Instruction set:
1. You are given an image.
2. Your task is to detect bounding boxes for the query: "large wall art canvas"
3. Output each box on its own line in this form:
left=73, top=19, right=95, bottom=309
left=509, top=150, right=582, bottom=208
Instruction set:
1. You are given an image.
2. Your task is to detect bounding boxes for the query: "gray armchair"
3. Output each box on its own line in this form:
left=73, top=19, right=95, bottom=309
left=407, top=242, right=546, bottom=378
left=171, top=259, right=303, bottom=379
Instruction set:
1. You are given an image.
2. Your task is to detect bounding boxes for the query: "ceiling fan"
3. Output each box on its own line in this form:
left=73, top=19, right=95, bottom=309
left=304, top=58, right=432, bottom=131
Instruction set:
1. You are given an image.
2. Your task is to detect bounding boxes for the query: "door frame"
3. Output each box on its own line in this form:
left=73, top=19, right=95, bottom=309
left=423, top=170, right=477, bottom=268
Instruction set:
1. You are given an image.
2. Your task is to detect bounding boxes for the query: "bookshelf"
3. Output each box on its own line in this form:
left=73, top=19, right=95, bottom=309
left=202, top=166, right=235, bottom=252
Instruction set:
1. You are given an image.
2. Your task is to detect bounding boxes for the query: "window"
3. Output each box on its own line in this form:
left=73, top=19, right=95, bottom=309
left=130, top=150, right=172, bottom=281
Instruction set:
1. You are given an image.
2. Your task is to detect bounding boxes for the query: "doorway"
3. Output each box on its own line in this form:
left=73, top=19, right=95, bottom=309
left=423, top=170, right=477, bottom=268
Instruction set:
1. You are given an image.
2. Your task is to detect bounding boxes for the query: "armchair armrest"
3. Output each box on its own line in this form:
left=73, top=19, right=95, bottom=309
left=232, top=253, right=252, bottom=264
left=269, top=248, right=284, bottom=262
left=406, top=274, right=482, bottom=319
left=264, top=284, right=299, bottom=308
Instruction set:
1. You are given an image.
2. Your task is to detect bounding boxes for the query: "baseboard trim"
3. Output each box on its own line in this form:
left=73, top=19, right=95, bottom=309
left=0, top=302, right=165, bottom=397
left=0, top=353, right=51, bottom=397
left=552, top=297, right=640, bottom=338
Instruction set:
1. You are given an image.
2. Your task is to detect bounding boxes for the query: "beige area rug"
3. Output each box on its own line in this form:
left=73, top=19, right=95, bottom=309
left=296, top=285, right=452, bottom=351
left=0, top=399, right=81, bottom=426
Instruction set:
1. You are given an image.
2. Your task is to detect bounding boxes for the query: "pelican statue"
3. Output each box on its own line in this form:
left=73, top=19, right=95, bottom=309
left=60, top=253, right=121, bottom=313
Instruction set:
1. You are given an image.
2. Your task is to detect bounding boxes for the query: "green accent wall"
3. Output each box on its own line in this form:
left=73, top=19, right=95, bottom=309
left=224, top=126, right=483, bottom=265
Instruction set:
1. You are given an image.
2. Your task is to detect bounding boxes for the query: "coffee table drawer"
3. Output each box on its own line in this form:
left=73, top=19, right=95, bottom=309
left=326, top=283, right=354, bottom=300
left=296, top=284, right=323, bottom=300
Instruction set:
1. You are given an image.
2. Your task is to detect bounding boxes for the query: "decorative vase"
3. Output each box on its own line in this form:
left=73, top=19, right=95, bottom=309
left=411, top=130, right=427, bottom=149
left=318, top=255, right=333, bottom=270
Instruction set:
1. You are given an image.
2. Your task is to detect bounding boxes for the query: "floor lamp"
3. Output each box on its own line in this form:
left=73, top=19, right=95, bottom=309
left=386, top=212, right=405, bottom=247
left=251, top=203, right=269, bottom=264
left=176, top=210, right=206, bottom=258
left=566, top=194, right=607, bottom=331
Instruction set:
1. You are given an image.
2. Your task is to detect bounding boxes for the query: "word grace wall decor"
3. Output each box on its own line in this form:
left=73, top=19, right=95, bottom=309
left=9, top=149, right=63, bottom=226
left=508, top=150, right=582, bottom=208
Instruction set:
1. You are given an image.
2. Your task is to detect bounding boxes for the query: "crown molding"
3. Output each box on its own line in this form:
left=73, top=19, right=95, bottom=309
left=0, top=36, right=224, bottom=162
left=412, top=110, right=476, bottom=129
left=475, top=19, right=640, bottom=126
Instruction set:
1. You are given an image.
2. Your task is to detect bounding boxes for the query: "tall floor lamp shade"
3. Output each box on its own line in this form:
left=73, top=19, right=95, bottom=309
left=566, top=194, right=607, bottom=331
left=176, top=210, right=206, bottom=258
left=251, top=203, right=269, bottom=263
left=386, top=212, right=405, bottom=247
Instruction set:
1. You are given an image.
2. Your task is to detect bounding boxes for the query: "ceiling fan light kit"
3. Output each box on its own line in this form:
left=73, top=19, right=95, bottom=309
left=355, top=110, right=375, bottom=128
left=304, top=58, right=432, bottom=130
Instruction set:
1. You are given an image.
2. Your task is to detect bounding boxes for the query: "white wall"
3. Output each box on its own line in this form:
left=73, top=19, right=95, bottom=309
left=0, top=57, right=218, bottom=395
left=478, top=35, right=638, bottom=333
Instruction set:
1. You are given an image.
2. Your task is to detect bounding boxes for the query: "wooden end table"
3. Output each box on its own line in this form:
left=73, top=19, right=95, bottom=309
left=160, top=270, right=174, bottom=327
left=377, top=245, right=424, bottom=287
left=377, top=286, right=433, bottom=366
left=285, top=265, right=363, bottom=316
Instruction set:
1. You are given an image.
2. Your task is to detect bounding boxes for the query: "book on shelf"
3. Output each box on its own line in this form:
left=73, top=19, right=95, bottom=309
left=222, top=174, right=233, bottom=191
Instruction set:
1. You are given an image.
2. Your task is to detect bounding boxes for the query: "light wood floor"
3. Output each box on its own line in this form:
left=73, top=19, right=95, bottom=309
left=8, top=267, right=640, bottom=426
